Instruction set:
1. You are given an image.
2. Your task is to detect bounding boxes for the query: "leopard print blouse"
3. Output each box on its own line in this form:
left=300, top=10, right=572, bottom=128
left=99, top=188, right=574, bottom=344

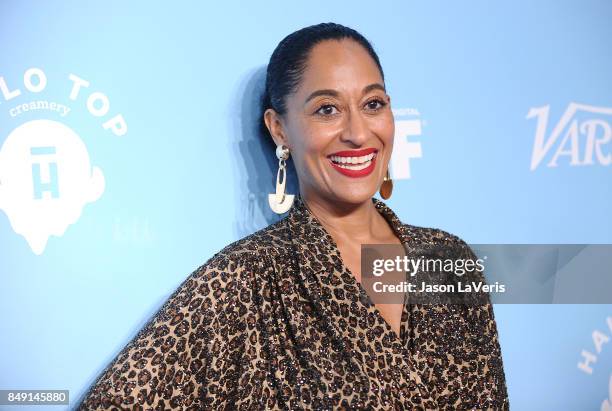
left=77, top=194, right=509, bottom=410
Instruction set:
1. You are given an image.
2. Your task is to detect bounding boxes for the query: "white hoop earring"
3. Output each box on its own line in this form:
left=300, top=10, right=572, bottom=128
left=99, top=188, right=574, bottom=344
left=268, top=145, right=295, bottom=214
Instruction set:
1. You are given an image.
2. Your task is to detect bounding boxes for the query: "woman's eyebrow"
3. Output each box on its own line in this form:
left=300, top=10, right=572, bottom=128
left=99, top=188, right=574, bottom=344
left=303, top=83, right=386, bottom=105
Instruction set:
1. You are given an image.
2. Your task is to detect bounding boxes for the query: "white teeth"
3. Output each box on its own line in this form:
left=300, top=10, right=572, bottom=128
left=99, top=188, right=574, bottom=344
left=330, top=152, right=376, bottom=165
left=334, top=159, right=372, bottom=170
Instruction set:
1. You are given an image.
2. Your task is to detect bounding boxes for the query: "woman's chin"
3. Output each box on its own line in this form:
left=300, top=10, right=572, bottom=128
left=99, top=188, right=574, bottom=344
left=329, top=189, right=379, bottom=205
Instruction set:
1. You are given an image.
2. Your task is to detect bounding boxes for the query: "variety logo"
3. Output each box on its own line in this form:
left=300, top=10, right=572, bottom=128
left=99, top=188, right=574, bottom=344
left=527, top=102, right=611, bottom=170
left=391, top=108, right=423, bottom=179
left=0, top=67, right=127, bottom=255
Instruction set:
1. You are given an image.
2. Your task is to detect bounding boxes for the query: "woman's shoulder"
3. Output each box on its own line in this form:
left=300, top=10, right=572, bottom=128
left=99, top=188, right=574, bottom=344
left=402, top=221, right=469, bottom=245
left=165, top=223, right=288, bottom=331
left=400, top=222, right=478, bottom=259
left=218, top=217, right=291, bottom=260
left=192, top=218, right=290, bottom=281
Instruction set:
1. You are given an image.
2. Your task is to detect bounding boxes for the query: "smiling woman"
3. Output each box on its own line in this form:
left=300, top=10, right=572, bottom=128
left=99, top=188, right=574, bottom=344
left=77, top=22, right=509, bottom=410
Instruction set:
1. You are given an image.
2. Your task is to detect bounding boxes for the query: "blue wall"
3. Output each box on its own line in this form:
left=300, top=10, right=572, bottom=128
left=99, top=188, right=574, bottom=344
left=0, top=1, right=610, bottom=409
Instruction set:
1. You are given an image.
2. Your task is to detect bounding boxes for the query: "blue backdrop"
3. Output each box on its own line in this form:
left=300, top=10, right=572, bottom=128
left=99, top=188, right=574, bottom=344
left=0, top=1, right=610, bottom=409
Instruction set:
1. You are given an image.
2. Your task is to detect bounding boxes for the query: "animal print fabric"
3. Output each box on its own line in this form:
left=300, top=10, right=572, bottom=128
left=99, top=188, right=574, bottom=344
left=77, top=194, right=509, bottom=410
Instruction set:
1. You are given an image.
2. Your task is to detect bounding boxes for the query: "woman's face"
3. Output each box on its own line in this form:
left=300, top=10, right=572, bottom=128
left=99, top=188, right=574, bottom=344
left=266, top=38, right=395, bottom=207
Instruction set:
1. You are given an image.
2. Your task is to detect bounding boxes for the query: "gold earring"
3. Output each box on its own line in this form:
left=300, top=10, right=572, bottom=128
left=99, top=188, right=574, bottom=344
left=268, top=145, right=295, bottom=214
left=379, top=168, right=393, bottom=199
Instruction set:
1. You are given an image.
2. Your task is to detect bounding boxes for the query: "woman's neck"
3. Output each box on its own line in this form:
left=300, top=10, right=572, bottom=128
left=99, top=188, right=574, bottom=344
left=300, top=191, right=391, bottom=244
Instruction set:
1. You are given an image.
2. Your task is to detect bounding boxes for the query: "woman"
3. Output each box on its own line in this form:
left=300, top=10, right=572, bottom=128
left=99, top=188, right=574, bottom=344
left=78, top=22, right=509, bottom=410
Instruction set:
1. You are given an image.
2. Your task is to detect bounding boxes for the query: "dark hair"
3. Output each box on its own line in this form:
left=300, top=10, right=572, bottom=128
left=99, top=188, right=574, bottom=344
left=259, top=22, right=386, bottom=151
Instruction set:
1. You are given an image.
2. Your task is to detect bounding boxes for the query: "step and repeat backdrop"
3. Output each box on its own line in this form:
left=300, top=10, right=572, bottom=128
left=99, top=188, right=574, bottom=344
left=1, top=1, right=610, bottom=409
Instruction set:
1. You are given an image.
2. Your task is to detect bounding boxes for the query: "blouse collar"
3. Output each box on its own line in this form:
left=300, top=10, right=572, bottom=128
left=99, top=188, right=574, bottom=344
left=286, top=193, right=409, bottom=251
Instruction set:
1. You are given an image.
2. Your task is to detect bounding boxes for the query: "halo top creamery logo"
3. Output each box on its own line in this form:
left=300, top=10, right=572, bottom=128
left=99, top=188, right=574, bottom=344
left=0, top=67, right=127, bottom=255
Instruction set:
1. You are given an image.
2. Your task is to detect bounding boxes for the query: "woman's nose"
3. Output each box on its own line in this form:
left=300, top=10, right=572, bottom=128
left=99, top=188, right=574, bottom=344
left=340, top=109, right=370, bottom=146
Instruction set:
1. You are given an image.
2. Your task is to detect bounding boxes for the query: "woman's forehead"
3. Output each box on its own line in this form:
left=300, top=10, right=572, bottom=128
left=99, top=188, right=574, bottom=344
left=295, top=40, right=384, bottom=100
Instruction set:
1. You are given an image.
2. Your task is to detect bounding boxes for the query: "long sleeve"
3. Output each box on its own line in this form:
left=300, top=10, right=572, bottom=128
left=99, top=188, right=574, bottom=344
left=410, top=239, right=510, bottom=409
left=76, top=252, right=247, bottom=410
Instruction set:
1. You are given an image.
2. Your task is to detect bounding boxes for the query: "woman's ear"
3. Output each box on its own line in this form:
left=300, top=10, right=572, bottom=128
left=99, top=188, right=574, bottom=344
left=264, top=108, right=290, bottom=149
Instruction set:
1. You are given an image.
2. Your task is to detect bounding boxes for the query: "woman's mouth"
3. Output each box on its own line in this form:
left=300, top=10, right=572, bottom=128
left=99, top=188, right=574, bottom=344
left=327, top=149, right=378, bottom=178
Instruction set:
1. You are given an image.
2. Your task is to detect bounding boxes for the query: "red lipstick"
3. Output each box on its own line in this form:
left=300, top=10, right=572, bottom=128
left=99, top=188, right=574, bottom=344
left=327, top=148, right=378, bottom=178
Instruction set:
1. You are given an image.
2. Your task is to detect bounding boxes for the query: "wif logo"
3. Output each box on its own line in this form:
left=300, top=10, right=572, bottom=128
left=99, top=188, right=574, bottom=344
left=391, top=108, right=423, bottom=180
left=528, top=102, right=611, bottom=170
left=0, top=67, right=127, bottom=255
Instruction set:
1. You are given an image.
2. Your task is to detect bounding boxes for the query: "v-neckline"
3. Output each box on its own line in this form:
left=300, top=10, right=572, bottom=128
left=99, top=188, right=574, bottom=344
left=291, top=194, right=410, bottom=346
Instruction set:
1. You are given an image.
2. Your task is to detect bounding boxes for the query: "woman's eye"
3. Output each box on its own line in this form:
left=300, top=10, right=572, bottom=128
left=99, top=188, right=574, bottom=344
left=366, top=98, right=387, bottom=111
left=315, top=104, right=338, bottom=116
left=315, top=98, right=387, bottom=116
